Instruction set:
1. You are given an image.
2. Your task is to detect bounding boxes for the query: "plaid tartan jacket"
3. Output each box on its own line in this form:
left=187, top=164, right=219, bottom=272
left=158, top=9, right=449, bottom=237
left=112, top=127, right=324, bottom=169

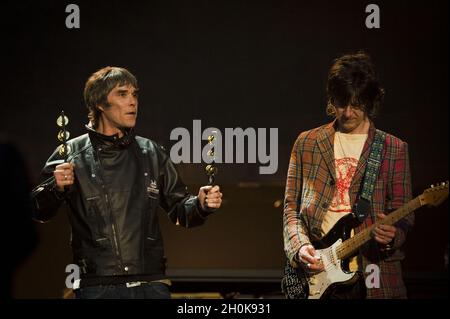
left=283, top=120, right=414, bottom=298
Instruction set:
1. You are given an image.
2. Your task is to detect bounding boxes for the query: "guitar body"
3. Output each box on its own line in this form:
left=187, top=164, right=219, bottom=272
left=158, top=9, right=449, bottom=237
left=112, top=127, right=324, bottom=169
left=307, top=214, right=361, bottom=299
left=281, top=182, right=448, bottom=299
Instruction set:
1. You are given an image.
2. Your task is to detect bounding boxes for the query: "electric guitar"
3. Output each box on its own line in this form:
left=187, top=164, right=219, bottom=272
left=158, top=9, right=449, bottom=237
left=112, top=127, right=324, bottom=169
left=284, top=182, right=449, bottom=299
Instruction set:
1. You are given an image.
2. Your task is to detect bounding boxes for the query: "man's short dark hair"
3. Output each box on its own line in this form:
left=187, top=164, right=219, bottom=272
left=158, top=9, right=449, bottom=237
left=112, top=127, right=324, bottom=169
left=326, top=51, right=385, bottom=119
left=84, top=66, right=138, bottom=128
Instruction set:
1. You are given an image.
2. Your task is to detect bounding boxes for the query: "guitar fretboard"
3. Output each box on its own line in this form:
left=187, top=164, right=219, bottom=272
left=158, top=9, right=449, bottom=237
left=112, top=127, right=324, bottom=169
left=336, top=196, right=423, bottom=260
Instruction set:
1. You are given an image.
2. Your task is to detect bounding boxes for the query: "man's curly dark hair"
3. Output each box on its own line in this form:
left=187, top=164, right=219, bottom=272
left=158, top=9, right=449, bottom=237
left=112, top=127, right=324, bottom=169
left=326, top=51, right=385, bottom=120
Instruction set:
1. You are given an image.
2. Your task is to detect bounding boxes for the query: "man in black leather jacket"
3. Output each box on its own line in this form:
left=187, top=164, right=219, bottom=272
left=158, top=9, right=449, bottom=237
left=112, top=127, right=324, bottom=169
left=31, top=66, right=222, bottom=299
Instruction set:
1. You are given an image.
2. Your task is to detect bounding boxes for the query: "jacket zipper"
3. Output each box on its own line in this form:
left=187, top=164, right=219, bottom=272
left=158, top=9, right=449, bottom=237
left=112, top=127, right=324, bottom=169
left=105, top=193, right=121, bottom=257
left=94, top=148, right=124, bottom=268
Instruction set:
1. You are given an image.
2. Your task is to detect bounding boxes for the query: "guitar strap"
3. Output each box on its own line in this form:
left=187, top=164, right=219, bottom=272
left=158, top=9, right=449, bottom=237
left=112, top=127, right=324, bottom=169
left=352, top=129, right=386, bottom=223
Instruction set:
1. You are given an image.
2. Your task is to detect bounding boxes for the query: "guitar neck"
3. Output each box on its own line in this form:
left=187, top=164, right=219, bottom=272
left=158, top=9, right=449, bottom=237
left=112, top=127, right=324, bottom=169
left=336, top=195, right=424, bottom=260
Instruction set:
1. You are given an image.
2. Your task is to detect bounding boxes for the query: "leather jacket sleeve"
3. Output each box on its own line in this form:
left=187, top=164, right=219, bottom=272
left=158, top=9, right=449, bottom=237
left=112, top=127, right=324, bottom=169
left=31, top=147, right=67, bottom=222
left=159, top=156, right=212, bottom=228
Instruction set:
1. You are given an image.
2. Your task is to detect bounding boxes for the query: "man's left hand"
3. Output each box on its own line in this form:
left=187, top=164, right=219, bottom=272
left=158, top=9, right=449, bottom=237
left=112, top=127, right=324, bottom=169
left=198, top=185, right=222, bottom=212
left=373, top=213, right=397, bottom=245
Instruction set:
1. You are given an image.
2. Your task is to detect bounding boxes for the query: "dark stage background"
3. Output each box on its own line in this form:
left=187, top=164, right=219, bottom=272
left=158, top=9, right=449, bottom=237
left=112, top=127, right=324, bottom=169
left=0, top=0, right=448, bottom=298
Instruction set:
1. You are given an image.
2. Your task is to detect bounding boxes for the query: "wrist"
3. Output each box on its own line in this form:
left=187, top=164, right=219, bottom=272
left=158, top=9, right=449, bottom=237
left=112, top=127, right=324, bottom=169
left=195, top=196, right=210, bottom=219
left=380, top=237, right=395, bottom=252
left=294, top=242, right=312, bottom=263
left=51, top=180, right=67, bottom=200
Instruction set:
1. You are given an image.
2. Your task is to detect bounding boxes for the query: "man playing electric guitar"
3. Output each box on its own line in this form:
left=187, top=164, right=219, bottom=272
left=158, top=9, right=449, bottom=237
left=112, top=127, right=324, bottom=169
left=283, top=51, right=414, bottom=298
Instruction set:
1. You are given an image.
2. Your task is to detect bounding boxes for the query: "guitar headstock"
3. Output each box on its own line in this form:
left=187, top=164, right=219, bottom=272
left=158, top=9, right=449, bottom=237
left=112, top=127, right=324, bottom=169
left=421, top=181, right=449, bottom=207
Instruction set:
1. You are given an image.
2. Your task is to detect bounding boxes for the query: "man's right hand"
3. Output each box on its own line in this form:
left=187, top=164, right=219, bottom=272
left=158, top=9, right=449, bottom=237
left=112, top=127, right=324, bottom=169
left=54, top=162, right=75, bottom=192
left=298, top=244, right=324, bottom=271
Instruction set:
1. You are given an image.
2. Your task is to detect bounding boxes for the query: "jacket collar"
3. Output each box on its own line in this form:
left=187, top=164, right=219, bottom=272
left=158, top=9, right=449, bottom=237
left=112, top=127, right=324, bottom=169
left=85, top=124, right=136, bottom=149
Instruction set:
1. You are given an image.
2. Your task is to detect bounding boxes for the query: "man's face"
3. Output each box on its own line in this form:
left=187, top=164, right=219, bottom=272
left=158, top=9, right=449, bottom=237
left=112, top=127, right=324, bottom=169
left=99, top=84, right=138, bottom=132
left=334, top=104, right=369, bottom=133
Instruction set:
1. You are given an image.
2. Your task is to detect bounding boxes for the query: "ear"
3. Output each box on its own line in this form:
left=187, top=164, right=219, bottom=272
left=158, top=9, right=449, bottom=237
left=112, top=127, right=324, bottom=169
left=96, top=104, right=105, bottom=112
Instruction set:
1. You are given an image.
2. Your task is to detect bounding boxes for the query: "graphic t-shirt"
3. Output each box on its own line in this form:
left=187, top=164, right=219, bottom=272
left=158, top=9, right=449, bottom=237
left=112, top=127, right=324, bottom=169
left=321, top=132, right=368, bottom=271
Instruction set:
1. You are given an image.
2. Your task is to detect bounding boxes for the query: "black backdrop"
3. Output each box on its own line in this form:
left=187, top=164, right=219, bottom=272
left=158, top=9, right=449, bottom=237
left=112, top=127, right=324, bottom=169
left=1, top=0, right=448, bottom=298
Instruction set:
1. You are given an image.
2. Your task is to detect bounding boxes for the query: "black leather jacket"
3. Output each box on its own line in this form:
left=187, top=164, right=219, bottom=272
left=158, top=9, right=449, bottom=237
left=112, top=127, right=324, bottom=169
left=31, top=128, right=211, bottom=281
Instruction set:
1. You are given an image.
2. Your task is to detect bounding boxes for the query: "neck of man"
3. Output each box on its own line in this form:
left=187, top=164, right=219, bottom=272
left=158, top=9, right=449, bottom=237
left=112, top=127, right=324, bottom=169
left=96, top=118, right=124, bottom=138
